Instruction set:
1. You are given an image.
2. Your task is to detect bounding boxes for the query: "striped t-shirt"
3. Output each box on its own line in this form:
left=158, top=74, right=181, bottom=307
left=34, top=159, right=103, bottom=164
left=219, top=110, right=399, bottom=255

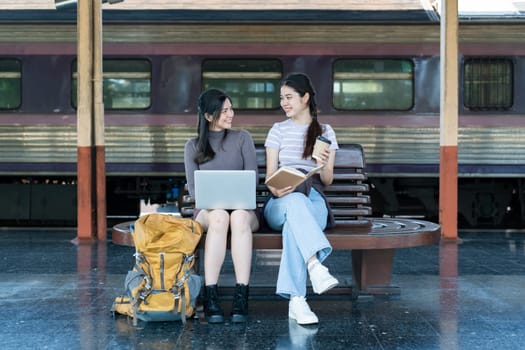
left=264, top=119, right=339, bottom=172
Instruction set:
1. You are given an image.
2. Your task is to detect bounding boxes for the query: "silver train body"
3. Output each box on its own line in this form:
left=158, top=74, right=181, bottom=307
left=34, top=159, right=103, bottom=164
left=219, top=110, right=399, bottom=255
left=0, top=10, right=524, bottom=227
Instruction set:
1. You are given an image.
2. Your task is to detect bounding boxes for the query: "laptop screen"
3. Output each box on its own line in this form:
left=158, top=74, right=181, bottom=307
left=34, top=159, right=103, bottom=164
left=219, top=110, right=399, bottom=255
left=194, top=170, right=256, bottom=210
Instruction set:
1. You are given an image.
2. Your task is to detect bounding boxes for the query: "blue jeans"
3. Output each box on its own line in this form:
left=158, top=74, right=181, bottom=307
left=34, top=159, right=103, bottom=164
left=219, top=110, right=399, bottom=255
left=264, top=188, right=332, bottom=299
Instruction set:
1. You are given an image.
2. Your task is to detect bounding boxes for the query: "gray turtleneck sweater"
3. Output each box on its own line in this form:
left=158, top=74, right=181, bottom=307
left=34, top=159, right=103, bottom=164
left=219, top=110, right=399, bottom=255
left=184, top=129, right=258, bottom=198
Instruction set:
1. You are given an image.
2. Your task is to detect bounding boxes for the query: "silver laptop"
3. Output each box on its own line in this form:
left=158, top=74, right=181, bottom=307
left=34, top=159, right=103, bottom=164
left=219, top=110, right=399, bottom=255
left=194, top=170, right=256, bottom=210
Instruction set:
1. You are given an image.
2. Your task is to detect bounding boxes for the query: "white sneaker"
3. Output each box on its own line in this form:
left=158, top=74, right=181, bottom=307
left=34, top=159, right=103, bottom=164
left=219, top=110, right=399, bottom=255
left=288, top=296, right=319, bottom=325
left=308, top=261, right=339, bottom=294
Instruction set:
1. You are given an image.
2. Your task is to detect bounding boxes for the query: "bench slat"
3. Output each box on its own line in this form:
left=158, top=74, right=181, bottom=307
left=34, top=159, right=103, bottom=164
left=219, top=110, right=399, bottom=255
left=334, top=145, right=366, bottom=169
left=327, top=196, right=370, bottom=204
left=324, top=184, right=369, bottom=192
left=332, top=207, right=372, bottom=216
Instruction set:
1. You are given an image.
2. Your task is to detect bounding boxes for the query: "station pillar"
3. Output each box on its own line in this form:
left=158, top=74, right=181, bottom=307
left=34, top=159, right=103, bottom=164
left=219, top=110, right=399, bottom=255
left=76, top=0, right=106, bottom=242
left=439, top=0, right=459, bottom=240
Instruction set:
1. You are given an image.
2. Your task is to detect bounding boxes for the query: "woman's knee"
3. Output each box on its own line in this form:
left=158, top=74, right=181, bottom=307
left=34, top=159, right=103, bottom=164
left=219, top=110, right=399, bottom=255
left=230, top=210, right=258, bottom=232
left=274, top=193, right=311, bottom=216
left=281, top=192, right=308, bottom=204
left=207, top=209, right=230, bottom=231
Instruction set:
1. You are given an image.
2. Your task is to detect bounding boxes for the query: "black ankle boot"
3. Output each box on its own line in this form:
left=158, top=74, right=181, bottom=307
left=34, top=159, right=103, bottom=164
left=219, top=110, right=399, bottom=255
left=204, top=285, right=224, bottom=323
left=231, top=283, right=249, bottom=323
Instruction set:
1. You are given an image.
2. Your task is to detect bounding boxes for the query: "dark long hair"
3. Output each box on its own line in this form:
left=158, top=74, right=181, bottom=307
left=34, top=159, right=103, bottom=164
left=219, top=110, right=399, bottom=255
left=281, top=73, right=322, bottom=159
left=194, top=88, right=230, bottom=164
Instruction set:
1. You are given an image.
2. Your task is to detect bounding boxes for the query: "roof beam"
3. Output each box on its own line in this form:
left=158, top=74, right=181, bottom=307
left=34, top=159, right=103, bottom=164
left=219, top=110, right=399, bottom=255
left=55, top=0, right=124, bottom=10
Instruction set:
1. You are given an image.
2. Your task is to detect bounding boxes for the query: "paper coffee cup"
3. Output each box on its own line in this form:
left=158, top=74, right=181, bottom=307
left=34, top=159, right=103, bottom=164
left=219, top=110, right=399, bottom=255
left=312, top=136, right=331, bottom=160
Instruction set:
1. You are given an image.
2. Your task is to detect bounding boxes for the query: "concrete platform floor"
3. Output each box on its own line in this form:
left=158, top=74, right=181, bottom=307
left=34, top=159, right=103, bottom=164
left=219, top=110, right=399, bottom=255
left=1, top=228, right=525, bottom=349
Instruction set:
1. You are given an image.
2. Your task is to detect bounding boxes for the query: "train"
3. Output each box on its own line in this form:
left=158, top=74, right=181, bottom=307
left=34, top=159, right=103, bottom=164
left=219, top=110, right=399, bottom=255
left=0, top=6, right=525, bottom=228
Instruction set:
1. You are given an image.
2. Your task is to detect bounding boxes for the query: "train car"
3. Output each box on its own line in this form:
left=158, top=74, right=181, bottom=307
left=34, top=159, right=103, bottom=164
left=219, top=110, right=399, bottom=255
left=0, top=2, right=525, bottom=227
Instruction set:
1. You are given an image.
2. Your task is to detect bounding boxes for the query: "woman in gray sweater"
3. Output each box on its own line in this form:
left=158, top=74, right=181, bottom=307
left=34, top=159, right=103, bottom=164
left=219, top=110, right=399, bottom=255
left=184, top=89, right=259, bottom=323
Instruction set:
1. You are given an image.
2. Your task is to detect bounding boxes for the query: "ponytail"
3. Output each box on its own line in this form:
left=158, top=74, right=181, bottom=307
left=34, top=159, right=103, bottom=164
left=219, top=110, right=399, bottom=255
left=281, top=73, right=322, bottom=159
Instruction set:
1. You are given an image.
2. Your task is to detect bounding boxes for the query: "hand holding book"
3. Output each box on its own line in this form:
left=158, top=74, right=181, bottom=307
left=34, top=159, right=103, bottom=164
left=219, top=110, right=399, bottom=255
left=264, top=164, right=324, bottom=190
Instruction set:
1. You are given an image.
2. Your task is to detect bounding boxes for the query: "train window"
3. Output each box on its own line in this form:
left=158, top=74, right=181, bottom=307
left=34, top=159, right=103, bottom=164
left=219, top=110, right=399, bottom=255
left=72, top=59, right=151, bottom=109
left=202, top=59, right=281, bottom=109
left=463, top=58, right=513, bottom=110
left=0, top=59, right=21, bottom=110
left=333, top=59, right=413, bottom=110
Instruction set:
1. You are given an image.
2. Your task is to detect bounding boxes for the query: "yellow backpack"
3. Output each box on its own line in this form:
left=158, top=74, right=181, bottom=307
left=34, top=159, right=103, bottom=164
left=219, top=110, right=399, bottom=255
left=112, top=213, right=203, bottom=325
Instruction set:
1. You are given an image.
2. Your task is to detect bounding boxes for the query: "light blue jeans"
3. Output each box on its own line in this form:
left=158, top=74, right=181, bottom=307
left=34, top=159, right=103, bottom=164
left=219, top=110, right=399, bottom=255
left=264, top=188, right=332, bottom=299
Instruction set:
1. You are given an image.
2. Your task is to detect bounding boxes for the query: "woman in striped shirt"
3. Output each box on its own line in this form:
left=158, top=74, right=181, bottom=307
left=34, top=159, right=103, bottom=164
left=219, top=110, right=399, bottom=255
left=264, top=73, right=339, bottom=325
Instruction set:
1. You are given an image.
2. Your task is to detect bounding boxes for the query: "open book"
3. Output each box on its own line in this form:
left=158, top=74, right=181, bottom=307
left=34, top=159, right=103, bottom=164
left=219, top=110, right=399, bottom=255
left=265, top=165, right=324, bottom=190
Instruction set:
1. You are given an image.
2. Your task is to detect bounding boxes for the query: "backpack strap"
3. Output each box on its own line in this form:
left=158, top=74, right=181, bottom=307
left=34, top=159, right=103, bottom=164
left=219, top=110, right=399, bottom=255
left=131, top=252, right=153, bottom=326
left=170, top=254, right=195, bottom=324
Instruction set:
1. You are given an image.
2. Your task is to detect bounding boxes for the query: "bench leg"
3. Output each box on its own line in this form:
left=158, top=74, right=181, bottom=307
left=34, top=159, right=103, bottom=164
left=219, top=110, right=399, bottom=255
left=351, top=249, right=400, bottom=296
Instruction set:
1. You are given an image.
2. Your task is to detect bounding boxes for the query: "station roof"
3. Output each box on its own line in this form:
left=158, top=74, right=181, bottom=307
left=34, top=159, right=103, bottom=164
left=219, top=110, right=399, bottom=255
left=0, top=0, right=435, bottom=11
left=0, top=0, right=524, bottom=23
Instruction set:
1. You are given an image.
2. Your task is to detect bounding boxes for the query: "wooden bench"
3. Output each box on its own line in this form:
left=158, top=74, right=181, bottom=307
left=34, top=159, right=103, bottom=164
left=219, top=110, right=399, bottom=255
left=112, top=144, right=441, bottom=297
